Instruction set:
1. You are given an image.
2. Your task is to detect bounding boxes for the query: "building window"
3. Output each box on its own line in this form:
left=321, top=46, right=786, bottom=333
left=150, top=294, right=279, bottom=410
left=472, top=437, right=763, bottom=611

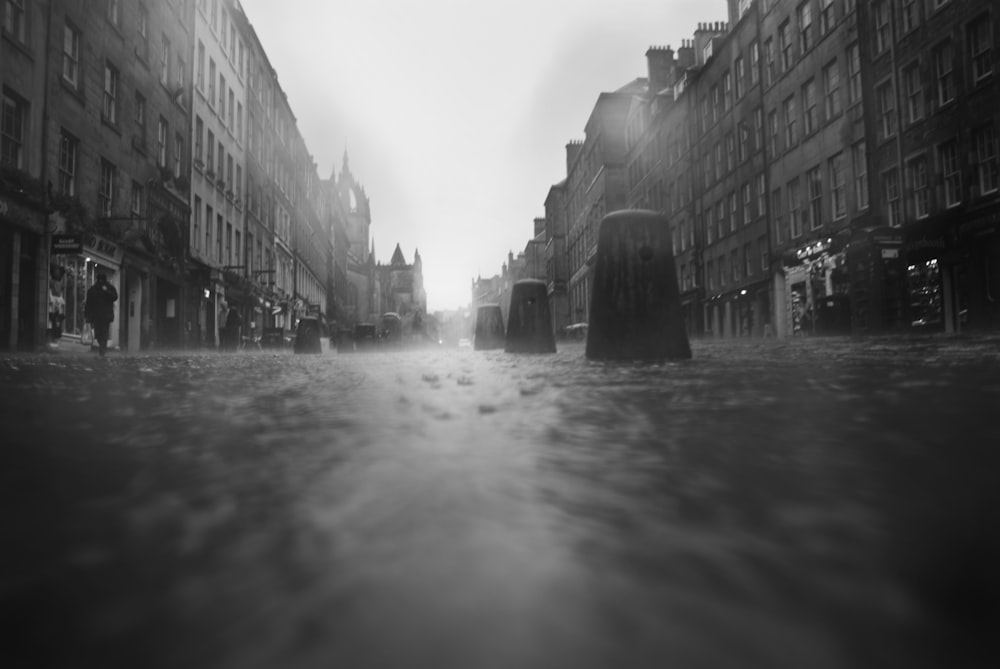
left=134, top=91, right=146, bottom=139
left=874, top=0, right=891, bottom=53
left=62, top=23, right=80, bottom=87
left=103, top=62, right=119, bottom=124
left=236, top=102, right=243, bottom=142
left=99, top=159, right=115, bottom=216
left=58, top=130, right=77, bottom=196
left=193, top=195, right=202, bottom=253
left=829, top=153, right=846, bottom=220
left=974, top=125, right=998, bottom=195
left=846, top=42, right=861, bottom=104
left=735, top=57, right=745, bottom=99
left=884, top=170, right=901, bottom=226
left=730, top=249, right=739, bottom=282
left=228, top=88, right=234, bottom=128
left=764, top=37, right=775, bottom=86
left=714, top=142, right=722, bottom=180
left=3, top=0, right=26, bottom=43
left=788, top=178, right=802, bottom=238
left=823, top=59, right=841, bottom=119
left=208, top=59, right=216, bottom=107
left=753, top=107, right=764, bottom=153
left=939, top=140, right=961, bottom=207
left=205, top=204, right=212, bottom=252
left=0, top=91, right=25, bottom=168
left=750, top=40, right=760, bottom=86
left=772, top=188, right=785, bottom=243
left=726, top=132, right=735, bottom=172
left=877, top=80, right=896, bottom=140
left=206, top=130, right=215, bottom=174
left=197, top=41, right=205, bottom=91
left=194, top=115, right=203, bottom=164
left=807, top=165, right=822, bottom=230
left=711, top=85, right=720, bottom=123
left=819, top=0, right=834, bottom=35
left=106, top=0, right=119, bottom=26
left=797, top=1, right=813, bottom=53
left=216, top=214, right=223, bottom=262
left=235, top=164, right=242, bottom=198
left=900, top=0, right=918, bottom=34
left=802, top=78, right=817, bottom=134
left=137, top=3, right=148, bottom=60
left=160, top=35, right=170, bottom=87
left=756, top=173, right=766, bottom=217
left=759, top=235, right=769, bottom=271
left=176, top=54, right=185, bottom=91
left=157, top=117, right=168, bottom=168
left=723, top=71, right=733, bottom=110
left=969, top=15, right=993, bottom=83
left=716, top=200, right=725, bottom=240
left=907, top=156, right=930, bottom=218
left=903, top=61, right=923, bottom=124
left=744, top=243, right=753, bottom=277
left=852, top=141, right=869, bottom=210
left=174, top=132, right=183, bottom=178
left=783, top=95, right=797, bottom=147
left=778, top=20, right=792, bottom=71
left=219, top=74, right=226, bottom=118
left=226, top=222, right=232, bottom=263
left=739, top=121, right=749, bottom=162
left=217, top=141, right=224, bottom=177
left=933, top=40, right=955, bottom=106
left=729, top=191, right=738, bottom=232
left=768, top=108, right=778, bottom=154
left=742, top=182, right=752, bottom=225
left=130, top=180, right=143, bottom=216
left=707, top=259, right=715, bottom=290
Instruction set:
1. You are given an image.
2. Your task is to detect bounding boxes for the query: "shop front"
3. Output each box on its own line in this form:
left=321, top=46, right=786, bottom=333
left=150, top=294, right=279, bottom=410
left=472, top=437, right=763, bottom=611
left=1, top=194, right=48, bottom=351
left=957, top=208, right=1000, bottom=331
left=845, top=227, right=906, bottom=333
left=779, top=237, right=850, bottom=337
left=49, top=233, right=123, bottom=351
left=900, top=214, right=963, bottom=333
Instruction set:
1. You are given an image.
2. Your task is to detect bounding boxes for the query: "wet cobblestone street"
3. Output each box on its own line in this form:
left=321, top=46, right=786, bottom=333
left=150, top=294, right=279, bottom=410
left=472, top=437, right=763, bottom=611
left=2, top=336, right=999, bottom=669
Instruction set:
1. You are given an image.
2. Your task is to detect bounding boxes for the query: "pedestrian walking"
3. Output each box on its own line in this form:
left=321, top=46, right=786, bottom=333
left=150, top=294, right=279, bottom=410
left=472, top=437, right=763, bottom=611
left=84, top=271, right=118, bottom=356
left=223, top=305, right=242, bottom=351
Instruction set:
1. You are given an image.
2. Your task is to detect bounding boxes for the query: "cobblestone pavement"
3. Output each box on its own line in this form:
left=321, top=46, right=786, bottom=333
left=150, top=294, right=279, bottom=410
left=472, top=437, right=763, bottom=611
left=1, top=335, right=998, bottom=669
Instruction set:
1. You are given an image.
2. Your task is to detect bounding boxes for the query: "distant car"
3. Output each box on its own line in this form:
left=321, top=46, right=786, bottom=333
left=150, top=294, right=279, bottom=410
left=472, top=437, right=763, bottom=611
left=457, top=338, right=472, bottom=348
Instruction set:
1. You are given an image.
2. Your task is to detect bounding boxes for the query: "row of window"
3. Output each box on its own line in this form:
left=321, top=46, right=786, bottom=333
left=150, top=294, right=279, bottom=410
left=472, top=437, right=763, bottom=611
left=883, top=127, right=998, bottom=225
left=873, top=0, right=971, bottom=54
left=195, top=42, right=244, bottom=142
left=876, top=19, right=993, bottom=142
left=703, top=236, right=769, bottom=292
left=193, top=114, right=242, bottom=198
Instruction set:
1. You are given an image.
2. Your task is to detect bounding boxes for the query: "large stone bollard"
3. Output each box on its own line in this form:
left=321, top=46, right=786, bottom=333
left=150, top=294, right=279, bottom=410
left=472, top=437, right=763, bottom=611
left=474, top=304, right=505, bottom=350
left=585, top=209, right=692, bottom=361
left=505, top=279, right=556, bottom=354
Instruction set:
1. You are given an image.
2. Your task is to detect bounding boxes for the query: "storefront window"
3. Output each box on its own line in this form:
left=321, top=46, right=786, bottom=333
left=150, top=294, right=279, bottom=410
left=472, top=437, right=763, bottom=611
left=908, top=259, right=942, bottom=328
left=55, top=257, right=115, bottom=337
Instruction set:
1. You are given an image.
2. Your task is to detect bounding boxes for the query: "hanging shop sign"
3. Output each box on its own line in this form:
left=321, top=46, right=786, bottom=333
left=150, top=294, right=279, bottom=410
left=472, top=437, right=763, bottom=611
left=51, top=234, right=83, bottom=254
left=83, top=234, right=124, bottom=264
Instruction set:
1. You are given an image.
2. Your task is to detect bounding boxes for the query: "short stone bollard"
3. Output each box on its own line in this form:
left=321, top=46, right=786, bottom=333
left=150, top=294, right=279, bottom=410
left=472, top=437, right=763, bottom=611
left=585, top=209, right=692, bottom=361
left=474, top=304, right=505, bottom=350
left=505, top=279, right=556, bottom=354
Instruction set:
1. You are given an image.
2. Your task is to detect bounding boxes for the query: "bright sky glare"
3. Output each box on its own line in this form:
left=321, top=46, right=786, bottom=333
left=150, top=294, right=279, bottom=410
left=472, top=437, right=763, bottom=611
left=239, top=0, right=727, bottom=313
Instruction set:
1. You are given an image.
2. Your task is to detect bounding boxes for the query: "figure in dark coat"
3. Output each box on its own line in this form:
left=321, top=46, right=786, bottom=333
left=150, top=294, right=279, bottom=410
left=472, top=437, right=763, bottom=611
left=84, top=271, right=118, bottom=356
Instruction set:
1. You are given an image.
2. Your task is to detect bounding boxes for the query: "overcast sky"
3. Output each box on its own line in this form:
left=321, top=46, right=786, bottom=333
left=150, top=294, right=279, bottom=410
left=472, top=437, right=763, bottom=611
left=239, top=0, right=727, bottom=313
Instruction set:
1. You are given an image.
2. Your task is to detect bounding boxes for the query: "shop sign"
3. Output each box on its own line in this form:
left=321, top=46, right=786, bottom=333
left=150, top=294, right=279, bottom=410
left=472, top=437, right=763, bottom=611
left=83, top=234, right=124, bottom=264
left=51, top=234, right=83, bottom=254
left=795, top=238, right=832, bottom=261
left=881, top=248, right=899, bottom=259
